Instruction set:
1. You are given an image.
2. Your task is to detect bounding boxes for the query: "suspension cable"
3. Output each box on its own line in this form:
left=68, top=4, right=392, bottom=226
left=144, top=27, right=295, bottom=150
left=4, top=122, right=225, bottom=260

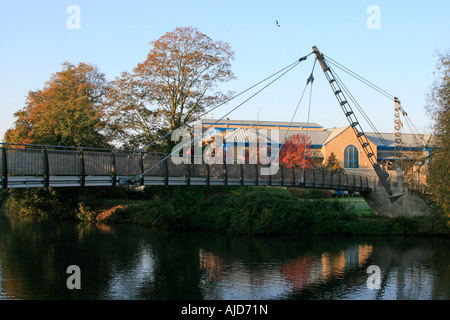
left=326, top=57, right=425, bottom=157
left=124, top=54, right=310, bottom=183
left=202, top=59, right=303, bottom=133
left=282, top=59, right=317, bottom=143
left=328, top=64, right=393, bottom=150
left=324, top=55, right=395, bottom=101
left=300, top=60, right=316, bottom=184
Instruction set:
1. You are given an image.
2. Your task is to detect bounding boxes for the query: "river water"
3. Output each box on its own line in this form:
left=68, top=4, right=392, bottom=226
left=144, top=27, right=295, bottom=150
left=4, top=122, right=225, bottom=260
left=0, top=210, right=449, bottom=300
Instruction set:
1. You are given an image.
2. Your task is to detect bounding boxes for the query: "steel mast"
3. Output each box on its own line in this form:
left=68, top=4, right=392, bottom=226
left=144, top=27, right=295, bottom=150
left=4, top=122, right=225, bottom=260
left=312, top=46, right=396, bottom=197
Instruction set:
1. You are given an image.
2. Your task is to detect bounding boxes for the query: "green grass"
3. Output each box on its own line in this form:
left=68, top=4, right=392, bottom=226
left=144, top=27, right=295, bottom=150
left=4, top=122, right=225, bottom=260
left=332, top=197, right=375, bottom=216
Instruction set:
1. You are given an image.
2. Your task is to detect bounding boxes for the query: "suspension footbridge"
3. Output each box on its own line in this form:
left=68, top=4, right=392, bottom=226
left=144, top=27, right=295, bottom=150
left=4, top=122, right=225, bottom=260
left=1, top=46, right=426, bottom=207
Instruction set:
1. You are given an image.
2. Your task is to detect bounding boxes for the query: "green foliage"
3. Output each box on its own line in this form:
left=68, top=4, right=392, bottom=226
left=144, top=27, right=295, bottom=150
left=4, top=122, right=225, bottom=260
left=426, top=50, right=450, bottom=221
left=4, top=187, right=104, bottom=220
left=324, top=152, right=344, bottom=173
left=107, top=187, right=362, bottom=236
left=287, top=187, right=331, bottom=199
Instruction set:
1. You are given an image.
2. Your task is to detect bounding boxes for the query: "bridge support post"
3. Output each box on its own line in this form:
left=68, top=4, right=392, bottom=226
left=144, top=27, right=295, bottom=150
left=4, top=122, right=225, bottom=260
left=80, top=149, right=86, bottom=187
left=186, top=164, right=191, bottom=186
left=164, top=158, right=169, bottom=186
left=338, top=172, right=341, bottom=191
left=111, top=151, right=117, bottom=187
left=312, top=169, right=316, bottom=188
left=139, top=152, right=145, bottom=186
left=2, top=147, right=7, bottom=189
left=224, top=164, right=228, bottom=186
left=43, top=147, right=50, bottom=188
left=361, top=186, right=431, bottom=217
left=240, top=164, right=243, bottom=186
left=292, top=166, right=296, bottom=186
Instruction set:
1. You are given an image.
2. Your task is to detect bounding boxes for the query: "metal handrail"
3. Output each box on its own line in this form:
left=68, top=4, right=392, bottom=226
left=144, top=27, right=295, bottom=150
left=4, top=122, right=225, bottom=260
left=0, top=143, right=376, bottom=191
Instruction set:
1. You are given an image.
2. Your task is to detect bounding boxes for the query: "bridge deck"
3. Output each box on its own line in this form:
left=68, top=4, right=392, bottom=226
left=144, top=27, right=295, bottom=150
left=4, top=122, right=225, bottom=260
left=0, top=146, right=375, bottom=191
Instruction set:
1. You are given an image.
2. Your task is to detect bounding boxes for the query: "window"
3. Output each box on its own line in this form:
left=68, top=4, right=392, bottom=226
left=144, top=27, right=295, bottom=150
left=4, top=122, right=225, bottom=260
left=344, top=145, right=359, bottom=168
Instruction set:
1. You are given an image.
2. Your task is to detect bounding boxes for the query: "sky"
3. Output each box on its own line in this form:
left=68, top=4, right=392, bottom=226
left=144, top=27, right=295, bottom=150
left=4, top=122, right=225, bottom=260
left=1, top=0, right=449, bottom=142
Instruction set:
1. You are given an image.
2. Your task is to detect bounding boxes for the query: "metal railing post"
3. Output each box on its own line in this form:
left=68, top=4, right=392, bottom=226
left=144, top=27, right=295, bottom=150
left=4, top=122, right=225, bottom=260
left=292, top=166, right=296, bottom=186
left=140, top=152, right=145, bottom=186
left=164, top=158, right=169, bottom=186
left=322, top=170, right=325, bottom=188
left=2, top=147, right=7, bottom=189
left=338, top=172, right=341, bottom=191
left=111, top=151, right=117, bottom=187
left=80, top=148, right=86, bottom=187
left=268, top=165, right=272, bottom=186
left=330, top=171, right=333, bottom=189
left=186, top=163, right=191, bottom=186
left=43, top=147, right=50, bottom=188
left=224, top=164, right=228, bottom=186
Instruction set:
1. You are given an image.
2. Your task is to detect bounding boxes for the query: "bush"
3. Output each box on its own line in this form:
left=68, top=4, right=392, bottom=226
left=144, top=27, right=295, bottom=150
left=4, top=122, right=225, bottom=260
left=105, top=187, right=363, bottom=235
left=4, top=187, right=104, bottom=220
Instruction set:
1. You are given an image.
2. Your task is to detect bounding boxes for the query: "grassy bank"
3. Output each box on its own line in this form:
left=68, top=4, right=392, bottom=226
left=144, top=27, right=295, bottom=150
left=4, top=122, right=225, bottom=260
left=2, top=186, right=448, bottom=236
left=100, top=186, right=449, bottom=236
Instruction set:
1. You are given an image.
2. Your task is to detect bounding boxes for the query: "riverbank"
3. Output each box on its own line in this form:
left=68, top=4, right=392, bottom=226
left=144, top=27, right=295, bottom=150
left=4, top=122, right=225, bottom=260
left=98, top=186, right=449, bottom=236
left=1, top=186, right=448, bottom=236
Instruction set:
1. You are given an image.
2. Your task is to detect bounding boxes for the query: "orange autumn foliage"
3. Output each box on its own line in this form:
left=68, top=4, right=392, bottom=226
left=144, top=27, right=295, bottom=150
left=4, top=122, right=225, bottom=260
left=4, top=62, right=110, bottom=148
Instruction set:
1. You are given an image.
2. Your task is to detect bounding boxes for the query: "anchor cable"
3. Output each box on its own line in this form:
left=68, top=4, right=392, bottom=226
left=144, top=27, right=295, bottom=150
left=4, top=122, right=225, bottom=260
left=133, top=55, right=311, bottom=155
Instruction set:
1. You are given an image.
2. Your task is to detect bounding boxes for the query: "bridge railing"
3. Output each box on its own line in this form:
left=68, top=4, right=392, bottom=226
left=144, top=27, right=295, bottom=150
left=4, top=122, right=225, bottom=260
left=0, top=143, right=375, bottom=191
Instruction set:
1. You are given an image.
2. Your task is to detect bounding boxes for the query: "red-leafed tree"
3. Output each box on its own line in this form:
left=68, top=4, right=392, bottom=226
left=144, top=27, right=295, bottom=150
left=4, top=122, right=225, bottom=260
left=279, top=133, right=313, bottom=168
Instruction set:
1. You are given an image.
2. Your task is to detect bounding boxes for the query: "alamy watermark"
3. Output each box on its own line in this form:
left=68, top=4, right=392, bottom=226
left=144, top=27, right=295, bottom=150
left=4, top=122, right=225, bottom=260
left=171, top=121, right=282, bottom=175
left=366, top=5, right=381, bottom=30
left=366, top=265, right=381, bottom=290
left=66, top=265, right=81, bottom=289
left=66, top=5, right=81, bottom=30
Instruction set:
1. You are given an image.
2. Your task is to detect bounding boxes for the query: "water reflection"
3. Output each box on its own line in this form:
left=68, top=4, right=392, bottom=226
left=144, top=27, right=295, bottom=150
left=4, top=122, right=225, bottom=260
left=198, top=242, right=375, bottom=299
left=0, top=211, right=449, bottom=300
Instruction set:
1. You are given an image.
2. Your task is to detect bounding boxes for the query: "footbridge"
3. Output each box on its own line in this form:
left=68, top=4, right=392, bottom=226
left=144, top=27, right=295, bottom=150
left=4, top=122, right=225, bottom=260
left=1, top=46, right=431, bottom=216
left=0, top=143, right=375, bottom=192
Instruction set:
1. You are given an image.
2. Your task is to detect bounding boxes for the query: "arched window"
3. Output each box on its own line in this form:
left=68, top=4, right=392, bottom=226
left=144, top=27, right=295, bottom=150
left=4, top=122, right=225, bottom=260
left=344, top=145, right=359, bottom=168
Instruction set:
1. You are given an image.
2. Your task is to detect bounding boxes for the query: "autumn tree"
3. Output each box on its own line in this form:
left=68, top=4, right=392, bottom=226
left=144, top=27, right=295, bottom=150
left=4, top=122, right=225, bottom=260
left=4, top=62, right=110, bottom=148
left=279, top=133, right=313, bottom=168
left=3, top=62, right=111, bottom=220
left=106, top=26, right=235, bottom=150
left=426, top=50, right=450, bottom=221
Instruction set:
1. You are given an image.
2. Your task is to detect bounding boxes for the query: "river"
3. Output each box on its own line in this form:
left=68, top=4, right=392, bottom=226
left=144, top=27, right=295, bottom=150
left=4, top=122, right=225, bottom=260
left=0, top=210, right=448, bottom=300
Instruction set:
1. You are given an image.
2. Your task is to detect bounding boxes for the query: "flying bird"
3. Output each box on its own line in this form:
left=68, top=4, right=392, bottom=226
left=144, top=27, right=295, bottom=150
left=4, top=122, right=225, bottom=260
left=275, top=20, right=280, bottom=27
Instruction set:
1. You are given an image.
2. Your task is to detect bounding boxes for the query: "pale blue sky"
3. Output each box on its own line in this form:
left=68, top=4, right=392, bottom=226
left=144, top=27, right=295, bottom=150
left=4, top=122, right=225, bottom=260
left=1, top=0, right=449, bottom=141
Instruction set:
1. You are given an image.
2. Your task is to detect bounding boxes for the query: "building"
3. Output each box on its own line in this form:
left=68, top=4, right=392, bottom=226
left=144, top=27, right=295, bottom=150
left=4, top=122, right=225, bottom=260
left=201, top=118, right=435, bottom=186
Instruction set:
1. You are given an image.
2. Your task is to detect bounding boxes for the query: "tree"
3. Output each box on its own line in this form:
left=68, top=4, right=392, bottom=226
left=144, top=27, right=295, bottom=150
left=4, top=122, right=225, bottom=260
left=4, top=62, right=110, bottom=148
left=279, top=134, right=313, bottom=168
left=106, top=26, right=235, bottom=151
left=3, top=62, right=111, bottom=220
left=324, top=152, right=344, bottom=173
left=426, top=50, right=450, bottom=221
left=105, top=71, right=165, bottom=150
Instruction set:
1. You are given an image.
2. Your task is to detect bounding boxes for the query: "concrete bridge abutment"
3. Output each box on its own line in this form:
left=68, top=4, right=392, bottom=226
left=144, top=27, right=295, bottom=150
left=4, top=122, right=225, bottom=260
left=361, top=186, right=431, bottom=218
